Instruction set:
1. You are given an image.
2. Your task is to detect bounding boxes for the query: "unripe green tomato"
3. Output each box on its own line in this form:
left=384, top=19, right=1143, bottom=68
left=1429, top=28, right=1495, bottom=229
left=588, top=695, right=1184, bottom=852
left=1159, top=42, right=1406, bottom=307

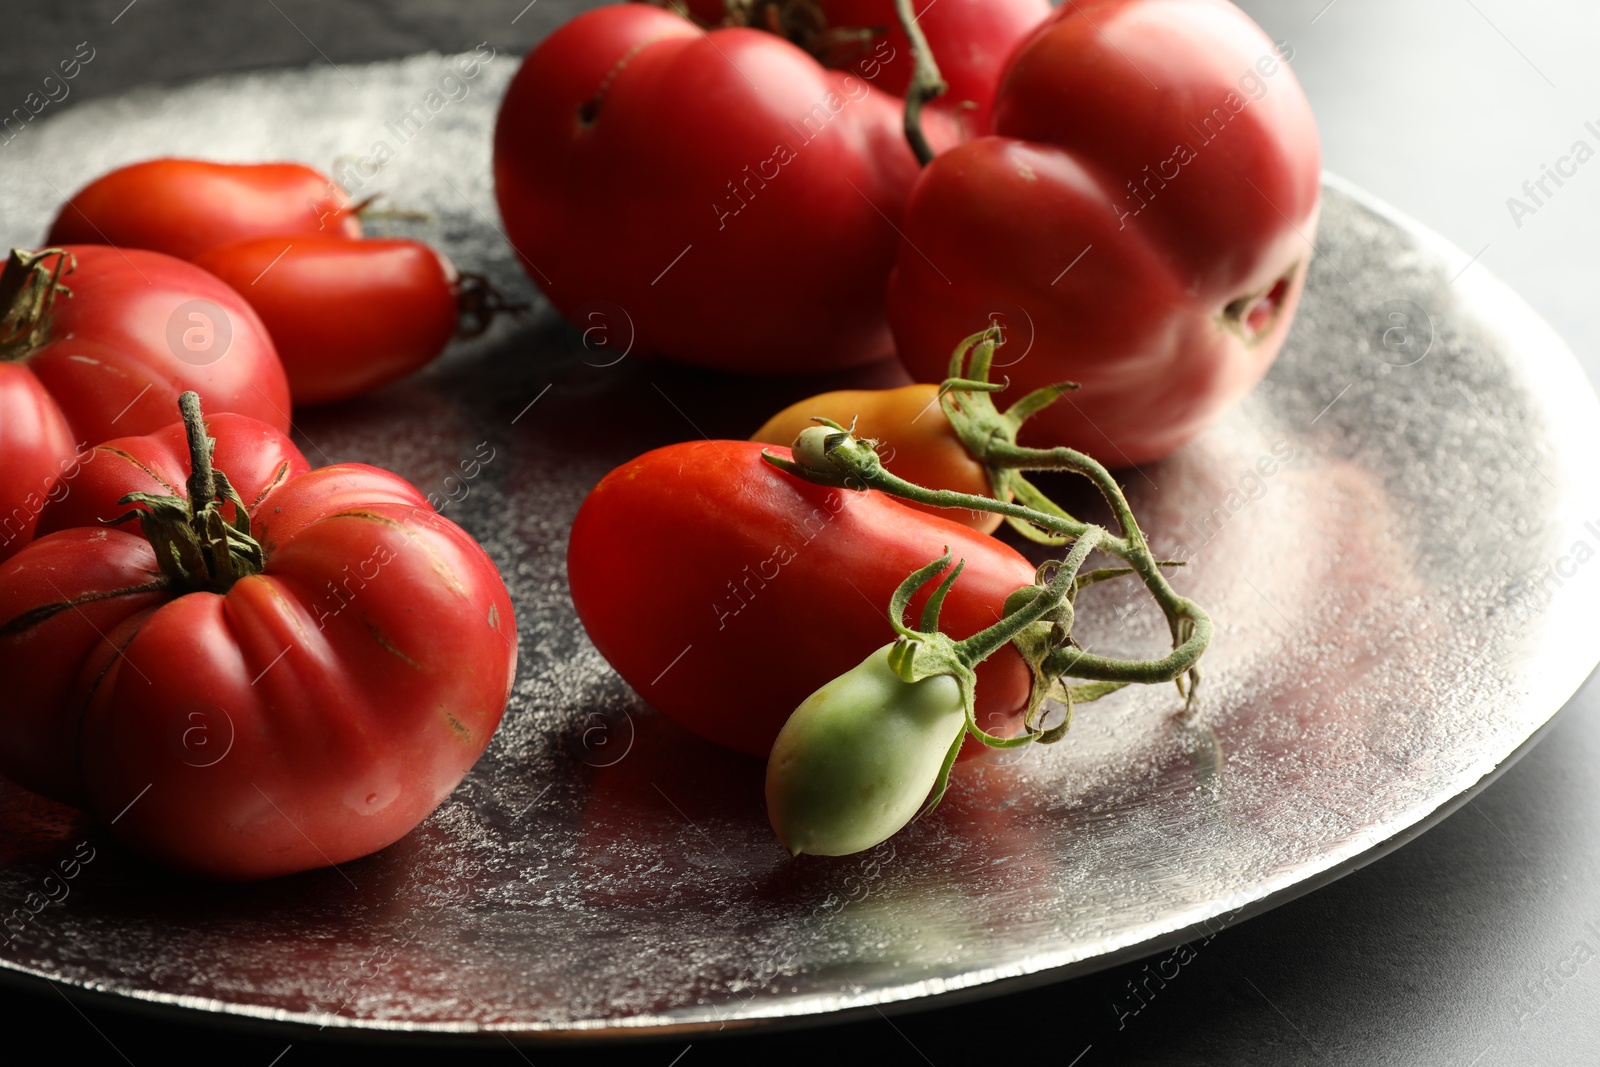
left=766, top=644, right=967, bottom=857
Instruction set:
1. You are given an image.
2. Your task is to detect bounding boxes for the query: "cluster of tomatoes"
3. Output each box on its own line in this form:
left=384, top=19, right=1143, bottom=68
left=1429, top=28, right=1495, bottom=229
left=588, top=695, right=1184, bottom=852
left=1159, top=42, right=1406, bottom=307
left=0, top=161, right=517, bottom=881
left=542, top=0, right=1317, bottom=855
left=0, top=0, right=1319, bottom=877
left=494, top=0, right=1321, bottom=463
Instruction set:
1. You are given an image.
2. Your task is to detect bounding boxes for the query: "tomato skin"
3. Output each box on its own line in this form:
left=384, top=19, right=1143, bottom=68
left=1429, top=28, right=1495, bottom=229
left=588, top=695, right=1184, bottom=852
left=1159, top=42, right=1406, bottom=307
left=0, top=415, right=517, bottom=881
left=0, top=366, right=77, bottom=562
left=767, top=643, right=967, bottom=857
left=191, top=235, right=459, bottom=405
left=750, top=383, right=1000, bottom=534
left=47, top=158, right=359, bottom=260
left=0, top=246, right=289, bottom=563
left=888, top=0, right=1321, bottom=464
left=566, top=440, right=1031, bottom=759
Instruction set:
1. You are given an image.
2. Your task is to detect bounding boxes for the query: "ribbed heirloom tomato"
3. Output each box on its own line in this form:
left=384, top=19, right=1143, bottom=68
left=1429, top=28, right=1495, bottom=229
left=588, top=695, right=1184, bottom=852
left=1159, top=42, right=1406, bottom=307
left=0, top=397, right=517, bottom=880
left=566, top=440, right=1033, bottom=759
left=0, top=245, right=289, bottom=563
left=888, top=0, right=1321, bottom=463
left=492, top=0, right=1049, bottom=373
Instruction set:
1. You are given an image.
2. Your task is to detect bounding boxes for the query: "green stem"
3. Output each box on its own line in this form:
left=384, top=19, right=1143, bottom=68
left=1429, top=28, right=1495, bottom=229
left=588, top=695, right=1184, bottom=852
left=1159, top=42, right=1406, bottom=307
left=954, top=526, right=1101, bottom=667
left=769, top=439, right=1210, bottom=689
left=890, top=461, right=1209, bottom=685
left=767, top=327, right=1212, bottom=702
left=181, top=391, right=216, bottom=510
left=892, top=0, right=945, bottom=166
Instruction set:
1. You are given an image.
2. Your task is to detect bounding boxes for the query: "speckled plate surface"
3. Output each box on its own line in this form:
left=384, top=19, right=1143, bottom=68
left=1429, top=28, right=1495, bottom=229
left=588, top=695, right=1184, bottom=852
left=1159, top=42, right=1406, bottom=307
left=0, top=53, right=1597, bottom=1039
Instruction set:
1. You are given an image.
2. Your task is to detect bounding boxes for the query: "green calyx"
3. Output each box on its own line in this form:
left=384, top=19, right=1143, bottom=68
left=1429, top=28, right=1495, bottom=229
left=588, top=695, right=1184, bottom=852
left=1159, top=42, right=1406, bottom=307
left=107, top=392, right=267, bottom=595
left=0, top=247, right=74, bottom=362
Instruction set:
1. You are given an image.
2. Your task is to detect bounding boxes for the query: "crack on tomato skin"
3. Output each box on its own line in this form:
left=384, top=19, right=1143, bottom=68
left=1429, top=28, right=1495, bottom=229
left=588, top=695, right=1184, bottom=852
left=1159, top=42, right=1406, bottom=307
left=247, top=460, right=295, bottom=513
left=320, top=509, right=408, bottom=529
left=0, top=579, right=169, bottom=639
left=98, top=445, right=181, bottom=498
left=294, top=508, right=476, bottom=601
left=444, top=711, right=471, bottom=741
left=362, top=616, right=424, bottom=671
left=578, top=30, right=683, bottom=129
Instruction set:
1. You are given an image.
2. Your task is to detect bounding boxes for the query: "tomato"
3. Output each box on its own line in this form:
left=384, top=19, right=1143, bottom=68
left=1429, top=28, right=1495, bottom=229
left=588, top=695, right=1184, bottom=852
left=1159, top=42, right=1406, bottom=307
left=491, top=0, right=1047, bottom=373
left=0, top=246, right=289, bottom=563
left=888, top=0, right=1321, bottom=464
left=750, top=382, right=1000, bottom=533
left=566, top=439, right=1032, bottom=759
left=191, top=235, right=460, bottom=405
left=47, top=158, right=359, bottom=260
left=767, top=643, right=966, bottom=856
left=0, top=400, right=517, bottom=880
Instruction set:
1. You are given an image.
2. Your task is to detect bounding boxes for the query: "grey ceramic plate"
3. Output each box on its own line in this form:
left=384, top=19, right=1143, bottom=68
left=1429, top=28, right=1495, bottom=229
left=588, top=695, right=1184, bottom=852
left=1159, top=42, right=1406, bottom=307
left=1, top=53, right=1597, bottom=1039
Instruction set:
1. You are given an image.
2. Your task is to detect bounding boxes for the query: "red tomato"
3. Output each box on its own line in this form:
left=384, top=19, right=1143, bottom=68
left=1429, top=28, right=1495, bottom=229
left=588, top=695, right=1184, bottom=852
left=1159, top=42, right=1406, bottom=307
left=47, top=158, right=360, bottom=260
left=491, top=1, right=1046, bottom=373
left=0, top=246, right=289, bottom=563
left=888, top=0, right=1321, bottom=464
left=191, top=235, right=460, bottom=406
left=567, top=440, right=1032, bottom=759
left=0, top=408, right=517, bottom=881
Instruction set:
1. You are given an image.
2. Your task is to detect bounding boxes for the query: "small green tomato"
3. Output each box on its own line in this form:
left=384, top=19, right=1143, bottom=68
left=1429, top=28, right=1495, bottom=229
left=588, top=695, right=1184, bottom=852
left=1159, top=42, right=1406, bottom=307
left=766, top=643, right=967, bottom=857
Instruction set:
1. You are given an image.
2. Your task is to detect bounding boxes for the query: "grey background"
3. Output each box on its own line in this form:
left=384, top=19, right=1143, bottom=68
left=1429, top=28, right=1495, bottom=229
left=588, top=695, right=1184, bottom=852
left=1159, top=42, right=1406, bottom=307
left=1, top=1, right=1597, bottom=1064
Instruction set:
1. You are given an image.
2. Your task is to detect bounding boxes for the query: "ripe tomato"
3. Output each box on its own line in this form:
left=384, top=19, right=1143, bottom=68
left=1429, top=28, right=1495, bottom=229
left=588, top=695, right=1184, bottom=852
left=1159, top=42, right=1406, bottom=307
left=492, top=0, right=1046, bottom=373
left=191, top=235, right=460, bottom=405
left=0, top=404, right=517, bottom=880
left=0, top=246, right=289, bottom=563
left=566, top=440, right=1032, bottom=759
left=888, top=0, right=1321, bottom=464
left=47, top=158, right=359, bottom=260
left=750, top=382, right=1000, bottom=533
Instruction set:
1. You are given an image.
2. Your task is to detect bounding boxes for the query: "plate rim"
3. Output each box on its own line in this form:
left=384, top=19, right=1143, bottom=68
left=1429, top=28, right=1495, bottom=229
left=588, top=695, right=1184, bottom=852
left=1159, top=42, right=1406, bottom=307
left=2, top=65, right=1597, bottom=1035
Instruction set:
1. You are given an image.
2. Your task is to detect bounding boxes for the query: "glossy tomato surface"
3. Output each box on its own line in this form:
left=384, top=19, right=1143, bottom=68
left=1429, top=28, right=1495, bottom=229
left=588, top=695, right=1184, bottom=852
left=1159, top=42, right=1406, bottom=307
left=567, top=440, right=1033, bottom=759
left=0, top=413, right=517, bottom=881
left=889, top=0, right=1321, bottom=464
left=192, top=235, right=459, bottom=405
left=47, top=158, right=360, bottom=260
left=0, top=246, right=289, bottom=562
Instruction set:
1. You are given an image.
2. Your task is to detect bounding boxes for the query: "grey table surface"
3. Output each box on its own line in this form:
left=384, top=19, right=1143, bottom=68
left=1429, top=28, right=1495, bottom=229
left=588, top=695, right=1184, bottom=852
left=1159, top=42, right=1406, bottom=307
left=2, top=1, right=1598, bottom=1064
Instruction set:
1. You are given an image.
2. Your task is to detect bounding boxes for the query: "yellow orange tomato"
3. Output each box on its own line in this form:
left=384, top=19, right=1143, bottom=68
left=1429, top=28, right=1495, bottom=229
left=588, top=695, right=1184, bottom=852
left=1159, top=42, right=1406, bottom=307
left=750, top=384, right=1001, bottom=534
